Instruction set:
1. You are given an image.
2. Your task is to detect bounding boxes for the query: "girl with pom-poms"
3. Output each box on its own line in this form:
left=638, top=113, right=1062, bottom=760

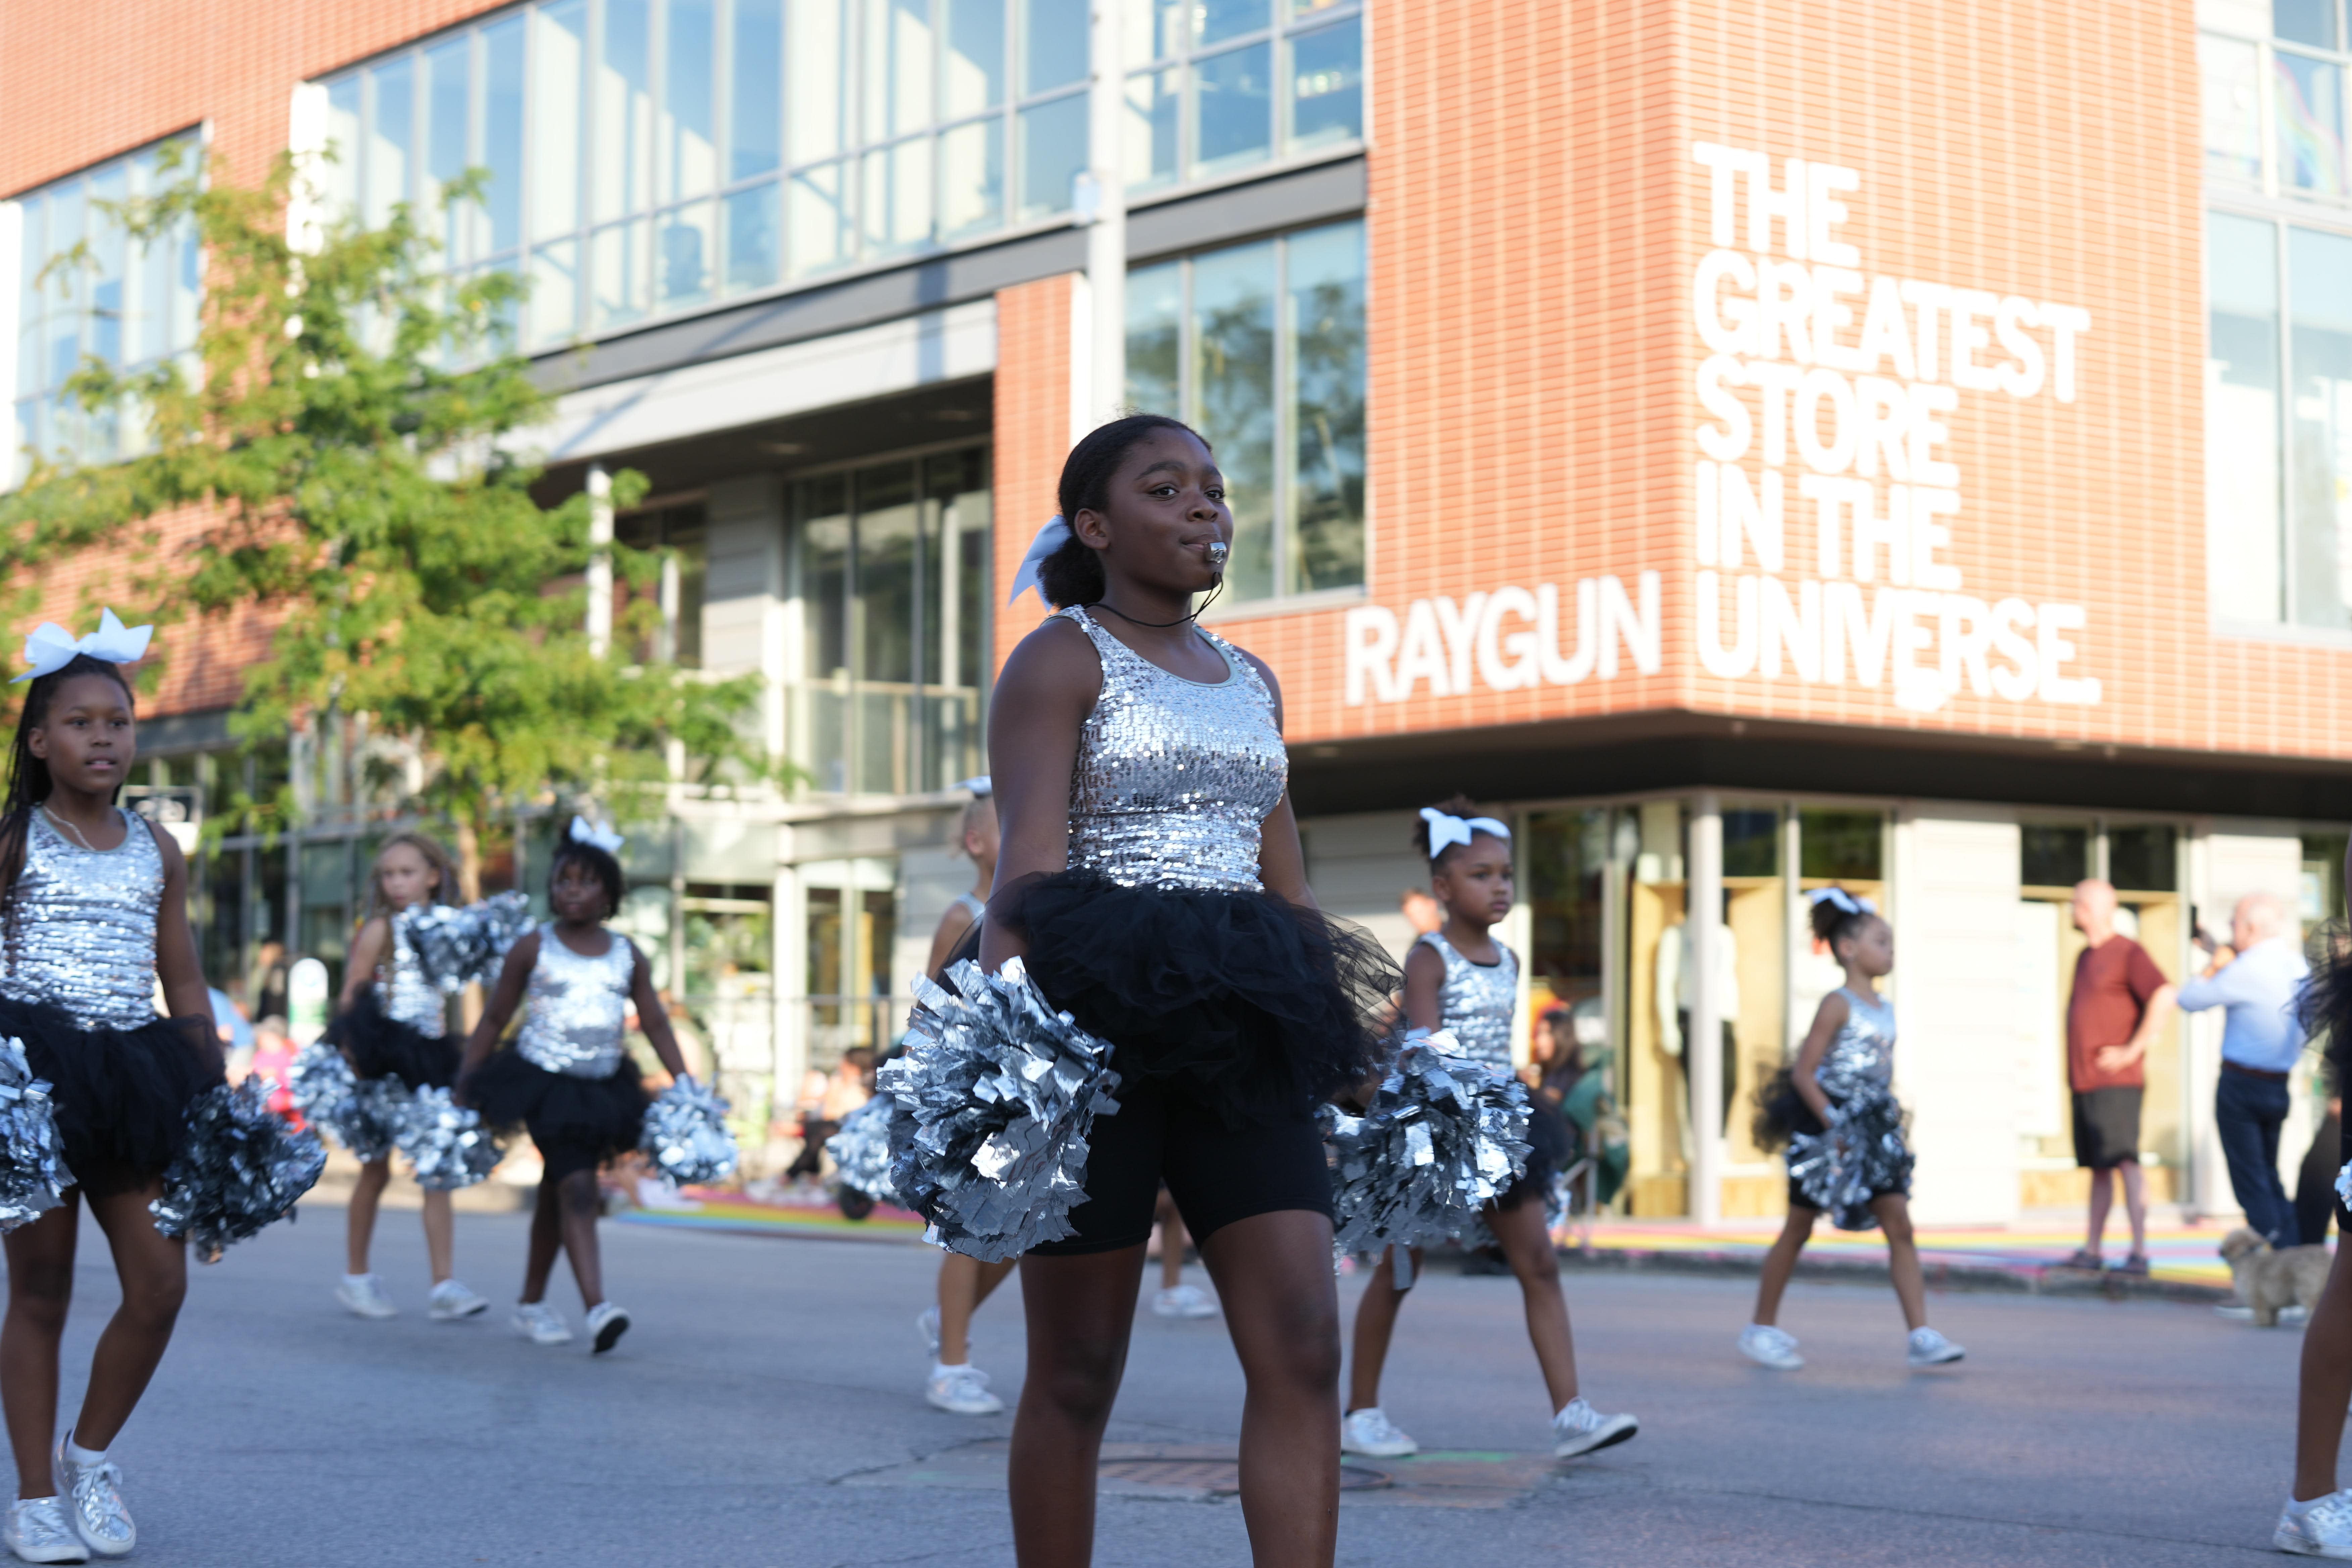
left=457, top=818, right=690, bottom=1356
left=1338, top=801, right=1638, bottom=1465
left=1741, top=888, right=1961, bottom=1373
left=324, top=831, right=490, bottom=1324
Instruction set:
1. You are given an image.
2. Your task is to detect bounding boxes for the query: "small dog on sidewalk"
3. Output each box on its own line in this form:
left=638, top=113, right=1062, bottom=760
left=2219, top=1228, right=2331, bottom=1326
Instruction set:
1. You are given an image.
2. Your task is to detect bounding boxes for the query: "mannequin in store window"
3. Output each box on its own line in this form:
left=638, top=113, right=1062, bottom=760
left=1655, top=894, right=1739, bottom=1138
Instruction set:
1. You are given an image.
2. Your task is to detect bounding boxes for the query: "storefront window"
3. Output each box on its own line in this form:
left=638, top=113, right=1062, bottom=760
left=2021, top=823, right=2091, bottom=890
left=1121, top=0, right=1360, bottom=193
left=617, top=500, right=707, bottom=666
left=1623, top=802, right=1687, bottom=1215
left=2201, top=6, right=2352, bottom=204
left=2210, top=213, right=2286, bottom=623
left=1719, top=806, right=1786, bottom=1178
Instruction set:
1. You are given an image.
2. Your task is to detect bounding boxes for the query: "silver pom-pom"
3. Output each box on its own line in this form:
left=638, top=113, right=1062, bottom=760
left=878, top=957, right=1122, bottom=1263
left=150, top=1078, right=328, bottom=1264
left=825, top=1096, right=897, bottom=1206
left=1323, top=1033, right=1532, bottom=1259
left=394, top=1085, right=502, bottom=1191
left=0, top=1036, right=68, bottom=1232
left=1785, top=1089, right=1914, bottom=1231
left=286, top=1041, right=401, bottom=1163
left=640, top=1076, right=738, bottom=1187
left=400, top=892, right=535, bottom=993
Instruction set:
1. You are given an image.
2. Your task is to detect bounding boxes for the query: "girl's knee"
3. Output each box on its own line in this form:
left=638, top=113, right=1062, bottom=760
left=555, top=1171, right=600, bottom=1217
left=1035, top=1337, right=1126, bottom=1425
left=357, top=1158, right=392, bottom=1187
left=7, top=1262, right=73, bottom=1328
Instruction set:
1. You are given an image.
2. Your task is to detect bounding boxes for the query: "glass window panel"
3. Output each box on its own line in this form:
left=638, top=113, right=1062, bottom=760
left=657, top=201, right=717, bottom=307
left=723, top=181, right=782, bottom=292
left=1799, top=808, right=1883, bottom=880
left=862, top=138, right=934, bottom=253
left=482, top=17, right=527, bottom=255
left=2277, top=52, right=2348, bottom=198
left=939, top=118, right=1003, bottom=236
left=531, top=0, right=589, bottom=241
left=865, top=0, right=936, bottom=143
left=859, top=463, right=920, bottom=685
left=425, top=39, right=472, bottom=262
left=1124, top=68, right=1179, bottom=189
left=944, top=0, right=1006, bottom=116
left=1017, top=92, right=1088, bottom=218
left=1195, top=0, right=1269, bottom=46
left=789, top=0, right=849, bottom=162
left=1723, top=806, right=1781, bottom=878
left=2108, top=826, right=2177, bottom=892
left=1191, top=241, right=1276, bottom=600
left=664, top=0, right=720, bottom=201
left=85, top=165, right=127, bottom=371
left=799, top=478, right=851, bottom=676
left=790, top=162, right=851, bottom=273
left=1125, top=258, right=1181, bottom=413
left=1194, top=43, right=1273, bottom=176
left=595, top=0, right=655, bottom=224
left=2290, top=224, right=2352, bottom=629
left=2201, top=35, right=2265, bottom=188
left=527, top=238, right=582, bottom=348
left=591, top=218, right=651, bottom=330
left=42, top=183, right=83, bottom=397
left=365, top=57, right=415, bottom=228
left=325, top=76, right=363, bottom=217
left=1287, top=16, right=1359, bottom=150
left=1124, top=0, right=1188, bottom=66
left=1023, top=0, right=1089, bottom=92
left=2277, top=0, right=2339, bottom=47
left=733, top=0, right=786, bottom=178
left=2209, top=212, right=2284, bottom=623
left=2019, top=824, right=2090, bottom=889
left=1286, top=219, right=1365, bottom=593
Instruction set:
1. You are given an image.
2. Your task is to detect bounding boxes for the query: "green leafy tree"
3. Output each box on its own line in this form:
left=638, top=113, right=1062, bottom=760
left=3, top=146, right=772, bottom=893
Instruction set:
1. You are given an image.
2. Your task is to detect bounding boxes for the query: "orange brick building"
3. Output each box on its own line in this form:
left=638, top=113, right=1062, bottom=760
left=3, top=0, right=2345, bottom=1216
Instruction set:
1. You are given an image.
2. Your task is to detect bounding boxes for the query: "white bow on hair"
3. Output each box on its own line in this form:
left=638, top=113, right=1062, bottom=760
left=568, top=815, right=626, bottom=854
left=1807, top=886, right=1876, bottom=916
left=1420, top=807, right=1510, bottom=858
left=14, top=608, right=153, bottom=685
left=956, top=775, right=992, bottom=796
left=1006, top=516, right=1072, bottom=606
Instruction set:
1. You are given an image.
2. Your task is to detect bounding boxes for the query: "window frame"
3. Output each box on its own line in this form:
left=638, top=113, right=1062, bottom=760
left=1123, top=0, right=1364, bottom=199
left=2201, top=2, right=2352, bottom=207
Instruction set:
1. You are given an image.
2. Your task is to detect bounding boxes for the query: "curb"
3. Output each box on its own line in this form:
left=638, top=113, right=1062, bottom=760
left=1558, top=1244, right=2229, bottom=1303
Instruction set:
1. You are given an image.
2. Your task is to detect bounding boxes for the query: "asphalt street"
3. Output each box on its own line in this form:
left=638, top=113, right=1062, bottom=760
left=9, top=1196, right=2316, bottom=1566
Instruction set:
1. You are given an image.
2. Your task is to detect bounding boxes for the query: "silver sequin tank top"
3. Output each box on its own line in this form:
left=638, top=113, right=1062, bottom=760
left=375, top=915, right=446, bottom=1039
left=1418, top=931, right=1518, bottom=1068
left=1058, top=605, right=1286, bottom=893
left=1814, top=987, right=1896, bottom=1101
left=1, top=807, right=161, bottom=1031
left=515, top=923, right=633, bottom=1078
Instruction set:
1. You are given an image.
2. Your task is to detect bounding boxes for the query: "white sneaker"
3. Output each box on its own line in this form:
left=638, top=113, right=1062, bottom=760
left=1339, top=1407, right=1419, bottom=1458
left=3, top=1499, right=87, bottom=1564
left=1738, top=1323, right=1805, bottom=1370
left=1906, top=1326, right=1965, bottom=1367
left=2286, top=1305, right=2313, bottom=1326
left=2280, top=1490, right=2352, bottom=1557
left=335, top=1274, right=397, bottom=1319
left=2217, top=1304, right=2257, bottom=1321
left=1551, top=1396, right=1639, bottom=1459
left=512, top=1303, right=573, bottom=1345
left=917, top=1305, right=941, bottom=1358
left=1153, top=1284, right=1219, bottom=1319
left=926, top=1364, right=1006, bottom=1416
left=427, top=1279, right=489, bottom=1321
left=586, top=1301, right=631, bottom=1355
left=51, top=1442, right=130, bottom=1559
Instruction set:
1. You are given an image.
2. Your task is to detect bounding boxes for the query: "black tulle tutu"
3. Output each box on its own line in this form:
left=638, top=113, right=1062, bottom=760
left=2304, top=924, right=2352, bottom=1090
left=0, top=998, right=224, bottom=1195
left=462, top=1049, right=646, bottom=1180
left=324, top=990, right=459, bottom=1090
left=1000, top=872, right=1402, bottom=1128
left=1497, top=1098, right=1572, bottom=1210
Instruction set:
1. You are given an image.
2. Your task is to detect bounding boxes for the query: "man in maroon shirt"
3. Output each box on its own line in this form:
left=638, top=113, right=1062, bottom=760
left=2065, top=879, right=2178, bottom=1274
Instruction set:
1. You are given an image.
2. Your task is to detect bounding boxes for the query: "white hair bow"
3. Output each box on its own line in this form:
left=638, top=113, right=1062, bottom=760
left=1006, top=516, right=1072, bottom=606
left=1420, top=807, right=1510, bottom=858
left=568, top=815, right=626, bottom=854
left=956, top=775, right=992, bottom=796
left=14, top=608, right=153, bottom=685
left=1807, top=886, right=1876, bottom=916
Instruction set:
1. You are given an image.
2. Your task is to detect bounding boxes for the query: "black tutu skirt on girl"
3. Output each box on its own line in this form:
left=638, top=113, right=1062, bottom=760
left=324, top=989, right=459, bottom=1090
left=1754, top=1067, right=1913, bottom=1231
left=462, top=1048, right=646, bottom=1180
left=1498, top=1098, right=1572, bottom=1210
left=999, top=871, right=1403, bottom=1128
left=0, top=997, right=224, bottom=1196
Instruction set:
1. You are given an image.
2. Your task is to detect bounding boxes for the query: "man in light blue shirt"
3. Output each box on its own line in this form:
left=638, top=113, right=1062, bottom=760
left=2178, top=892, right=2310, bottom=1245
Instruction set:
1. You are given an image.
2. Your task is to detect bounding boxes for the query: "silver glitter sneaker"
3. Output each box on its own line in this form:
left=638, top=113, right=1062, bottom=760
left=1551, top=1396, right=1639, bottom=1459
left=3, top=1498, right=88, bottom=1564
left=2279, top=1490, right=2352, bottom=1557
left=51, top=1441, right=130, bottom=1560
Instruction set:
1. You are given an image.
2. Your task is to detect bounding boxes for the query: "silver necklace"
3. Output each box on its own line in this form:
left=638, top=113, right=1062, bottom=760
left=41, top=805, right=102, bottom=852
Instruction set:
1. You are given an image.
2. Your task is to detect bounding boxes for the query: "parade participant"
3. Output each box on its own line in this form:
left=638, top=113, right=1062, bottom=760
left=458, top=819, right=690, bottom=1356
left=1741, top=889, right=1962, bottom=1373
left=977, top=414, right=1399, bottom=1565
left=326, top=832, right=488, bottom=1324
left=2276, top=912, right=2352, bottom=1556
left=1339, top=803, right=1635, bottom=1464
left=0, top=616, right=225, bottom=1562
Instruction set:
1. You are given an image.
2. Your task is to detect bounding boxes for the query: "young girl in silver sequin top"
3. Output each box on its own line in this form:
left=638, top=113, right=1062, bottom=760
left=1742, top=890, right=1962, bottom=1372
left=1340, top=800, right=1638, bottom=1465
left=459, top=825, right=691, bottom=1356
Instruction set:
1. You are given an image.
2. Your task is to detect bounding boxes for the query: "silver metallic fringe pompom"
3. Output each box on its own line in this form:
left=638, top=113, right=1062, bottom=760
left=1785, top=1089, right=1914, bottom=1231
left=150, top=1078, right=328, bottom=1264
left=394, top=1085, right=502, bottom=1190
left=641, top=1076, right=739, bottom=1187
left=824, top=1095, right=897, bottom=1206
left=1323, top=1033, right=1532, bottom=1259
left=286, top=1041, right=401, bottom=1164
left=399, top=892, right=535, bottom=993
left=2335, top=1159, right=2351, bottom=1212
left=879, top=957, right=1122, bottom=1262
left=0, top=1036, right=68, bottom=1231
